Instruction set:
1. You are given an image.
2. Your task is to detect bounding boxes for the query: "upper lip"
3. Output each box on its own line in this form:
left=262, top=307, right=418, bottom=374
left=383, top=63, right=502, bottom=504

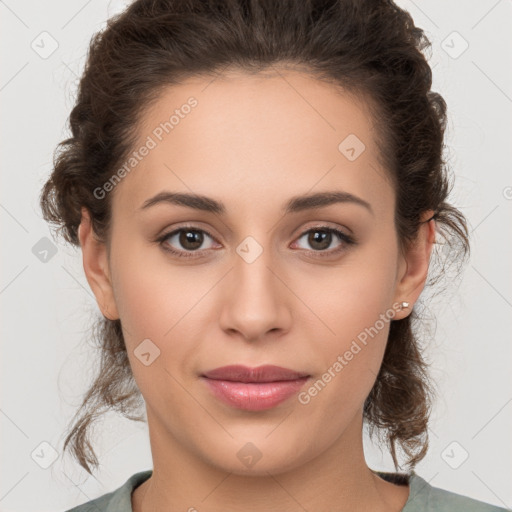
left=201, top=365, right=310, bottom=383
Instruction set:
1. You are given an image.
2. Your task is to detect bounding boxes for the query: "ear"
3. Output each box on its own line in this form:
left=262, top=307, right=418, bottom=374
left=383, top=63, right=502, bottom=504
left=392, top=210, right=436, bottom=320
left=78, top=207, right=119, bottom=320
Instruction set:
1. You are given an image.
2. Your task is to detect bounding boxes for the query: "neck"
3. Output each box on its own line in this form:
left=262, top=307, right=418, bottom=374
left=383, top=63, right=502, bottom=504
left=132, top=408, right=409, bottom=512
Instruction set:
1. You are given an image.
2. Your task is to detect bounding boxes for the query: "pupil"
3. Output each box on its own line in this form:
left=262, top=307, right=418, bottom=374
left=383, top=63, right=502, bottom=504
left=310, top=230, right=330, bottom=250
left=181, top=230, right=202, bottom=250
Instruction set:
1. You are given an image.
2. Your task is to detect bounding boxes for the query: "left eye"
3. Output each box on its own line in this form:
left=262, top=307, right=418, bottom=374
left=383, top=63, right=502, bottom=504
left=293, top=227, right=354, bottom=253
left=157, top=226, right=355, bottom=259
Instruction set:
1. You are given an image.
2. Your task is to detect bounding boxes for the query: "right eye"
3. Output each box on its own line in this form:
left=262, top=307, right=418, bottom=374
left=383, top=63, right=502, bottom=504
left=157, top=226, right=219, bottom=259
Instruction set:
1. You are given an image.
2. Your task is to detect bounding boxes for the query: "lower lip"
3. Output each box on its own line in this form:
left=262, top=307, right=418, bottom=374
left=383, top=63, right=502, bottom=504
left=201, top=377, right=310, bottom=411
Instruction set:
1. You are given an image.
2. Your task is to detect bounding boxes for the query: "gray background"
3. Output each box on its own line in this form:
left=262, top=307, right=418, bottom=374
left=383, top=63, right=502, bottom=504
left=1, top=0, right=511, bottom=510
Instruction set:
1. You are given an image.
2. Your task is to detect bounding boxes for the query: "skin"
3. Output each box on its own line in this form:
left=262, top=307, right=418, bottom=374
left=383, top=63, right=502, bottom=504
left=78, top=68, right=435, bottom=512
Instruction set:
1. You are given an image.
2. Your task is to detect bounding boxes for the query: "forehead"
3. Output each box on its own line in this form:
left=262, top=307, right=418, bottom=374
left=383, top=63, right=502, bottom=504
left=111, top=69, right=393, bottom=218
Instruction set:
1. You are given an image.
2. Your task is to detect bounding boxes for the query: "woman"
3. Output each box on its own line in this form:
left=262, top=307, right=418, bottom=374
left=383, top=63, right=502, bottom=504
left=40, top=0, right=509, bottom=511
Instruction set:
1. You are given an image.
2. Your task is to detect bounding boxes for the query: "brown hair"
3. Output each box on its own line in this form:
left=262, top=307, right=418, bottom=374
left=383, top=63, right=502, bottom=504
left=40, top=0, right=470, bottom=475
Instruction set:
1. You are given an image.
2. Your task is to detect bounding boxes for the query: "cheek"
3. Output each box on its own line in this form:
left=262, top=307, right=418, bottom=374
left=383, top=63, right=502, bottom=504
left=297, top=250, right=398, bottom=346
left=296, top=240, right=398, bottom=412
left=109, top=238, right=195, bottom=339
left=108, top=242, right=212, bottom=391
left=298, top=311, right=391, bottom=443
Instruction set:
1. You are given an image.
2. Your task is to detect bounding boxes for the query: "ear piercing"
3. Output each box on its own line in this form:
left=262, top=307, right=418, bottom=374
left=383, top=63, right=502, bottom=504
left=400, top=301, right=410, bottom=310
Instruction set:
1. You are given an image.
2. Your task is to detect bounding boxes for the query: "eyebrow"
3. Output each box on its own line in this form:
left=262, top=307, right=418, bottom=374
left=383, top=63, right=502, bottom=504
left=139, top=190, right=374, bottom=216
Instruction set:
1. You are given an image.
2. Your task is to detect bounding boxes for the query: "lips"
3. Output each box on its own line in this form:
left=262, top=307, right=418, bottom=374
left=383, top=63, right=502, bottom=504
left=201, top=364, right=310, bottom=383
left=200, top=365, right=311, bottom=410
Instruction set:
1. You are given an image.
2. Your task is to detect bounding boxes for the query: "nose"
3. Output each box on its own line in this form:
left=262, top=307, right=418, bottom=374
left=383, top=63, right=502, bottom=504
left=218, top=242, right=293, bottom=342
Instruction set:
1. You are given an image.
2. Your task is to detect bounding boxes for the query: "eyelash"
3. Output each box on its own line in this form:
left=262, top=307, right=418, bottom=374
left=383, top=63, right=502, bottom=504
left=156, top=225, right=356, bottom=260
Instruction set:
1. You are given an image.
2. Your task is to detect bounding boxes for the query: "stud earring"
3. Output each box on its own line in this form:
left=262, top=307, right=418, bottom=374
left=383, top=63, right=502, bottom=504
left=400, top=301, right=410, bottom=310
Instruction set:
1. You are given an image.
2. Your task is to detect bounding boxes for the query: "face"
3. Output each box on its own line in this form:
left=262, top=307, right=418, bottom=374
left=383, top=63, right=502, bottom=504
left=80, top=68, right=434, bottom=476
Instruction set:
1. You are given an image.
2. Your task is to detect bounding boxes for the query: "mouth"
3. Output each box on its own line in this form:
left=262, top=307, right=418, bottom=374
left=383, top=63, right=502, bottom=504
left=200, top=365, right=311, bottom=411
left=201, top=364, right=310, bottom=383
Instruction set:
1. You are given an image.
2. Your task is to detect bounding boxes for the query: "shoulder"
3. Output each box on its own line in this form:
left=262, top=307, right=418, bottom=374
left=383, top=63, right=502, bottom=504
left=63, top=470, right=153, bottom=512
left=404, top=472, right=511, bottom=512
left=65, top=491, right=113, bottom=512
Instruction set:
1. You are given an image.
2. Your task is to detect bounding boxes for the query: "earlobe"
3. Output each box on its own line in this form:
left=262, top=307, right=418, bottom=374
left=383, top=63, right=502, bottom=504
left=78, top=207, right=119, bottom=320
left=392, top=210, right=436, bottom=319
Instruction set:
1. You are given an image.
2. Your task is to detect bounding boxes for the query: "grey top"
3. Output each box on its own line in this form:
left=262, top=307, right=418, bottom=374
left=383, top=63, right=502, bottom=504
left=65, top=469, right=510, bottom=511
